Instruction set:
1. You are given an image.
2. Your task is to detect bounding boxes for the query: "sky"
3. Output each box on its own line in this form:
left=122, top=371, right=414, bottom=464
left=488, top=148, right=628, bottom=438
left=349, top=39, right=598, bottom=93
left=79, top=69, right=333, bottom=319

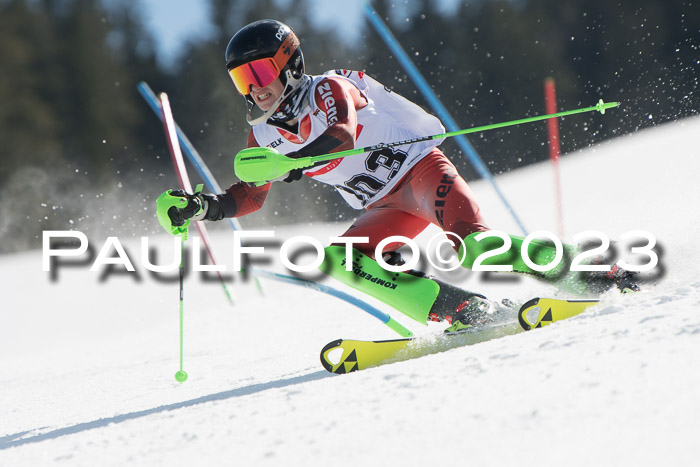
left=139, top=0, right=367, bottom=65
left=137, top=0, right=464, bottom=65
left=139, top=0, right=214, bottom=63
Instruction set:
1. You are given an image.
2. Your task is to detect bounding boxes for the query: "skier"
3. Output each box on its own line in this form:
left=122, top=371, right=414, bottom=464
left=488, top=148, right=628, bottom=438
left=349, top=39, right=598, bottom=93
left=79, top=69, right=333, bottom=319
left=157, top=19, right=635, bottom=331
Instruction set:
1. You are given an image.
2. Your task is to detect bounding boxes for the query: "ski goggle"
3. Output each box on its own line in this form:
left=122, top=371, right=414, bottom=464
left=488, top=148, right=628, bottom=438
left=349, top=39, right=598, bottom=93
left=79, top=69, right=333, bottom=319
left=228, top=34, right=300, bottom=95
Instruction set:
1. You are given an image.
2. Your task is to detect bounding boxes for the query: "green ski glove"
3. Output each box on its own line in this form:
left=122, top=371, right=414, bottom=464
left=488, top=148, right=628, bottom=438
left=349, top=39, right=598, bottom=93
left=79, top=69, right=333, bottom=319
left=156, top=184, right=206, bottom=236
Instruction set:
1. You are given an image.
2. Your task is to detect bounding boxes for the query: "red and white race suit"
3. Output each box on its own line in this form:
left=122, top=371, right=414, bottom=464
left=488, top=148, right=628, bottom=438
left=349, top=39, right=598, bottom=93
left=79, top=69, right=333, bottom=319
left=251, top=69, right=446, bottom=209
left=219, top=70, right=487, bottom=255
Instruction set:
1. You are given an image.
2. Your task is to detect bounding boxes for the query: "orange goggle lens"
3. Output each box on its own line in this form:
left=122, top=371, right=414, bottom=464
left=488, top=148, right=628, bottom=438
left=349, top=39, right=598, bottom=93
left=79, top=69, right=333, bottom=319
left=227, top=33, right=300, bottom=95
left=228, top=58, right=280, bottom=95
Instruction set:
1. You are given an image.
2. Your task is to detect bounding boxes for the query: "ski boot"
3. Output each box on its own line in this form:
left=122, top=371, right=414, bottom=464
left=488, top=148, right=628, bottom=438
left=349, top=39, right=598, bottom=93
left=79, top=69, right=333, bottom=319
left=586, top=262, right=641, bottom=294
left=380, top=251, right=494, bottom=327
left=443, top=295, right=494, bottom=333
left=423, top=278, right=494, bottom=333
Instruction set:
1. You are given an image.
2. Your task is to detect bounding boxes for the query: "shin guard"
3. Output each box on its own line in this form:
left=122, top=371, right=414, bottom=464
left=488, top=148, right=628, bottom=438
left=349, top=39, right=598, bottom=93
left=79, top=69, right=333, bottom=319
left=320, top=246, right=439, bottom=324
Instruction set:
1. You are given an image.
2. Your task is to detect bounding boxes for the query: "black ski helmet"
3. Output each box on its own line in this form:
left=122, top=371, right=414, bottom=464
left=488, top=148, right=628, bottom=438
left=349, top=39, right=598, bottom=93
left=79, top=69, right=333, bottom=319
left=225, top=19, right=306, bottom=125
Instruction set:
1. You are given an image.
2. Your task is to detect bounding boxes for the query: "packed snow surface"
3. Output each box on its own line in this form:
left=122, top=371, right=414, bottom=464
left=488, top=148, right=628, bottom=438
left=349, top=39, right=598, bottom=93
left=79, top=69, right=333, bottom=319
left=2, top=117, right=699, bottom=466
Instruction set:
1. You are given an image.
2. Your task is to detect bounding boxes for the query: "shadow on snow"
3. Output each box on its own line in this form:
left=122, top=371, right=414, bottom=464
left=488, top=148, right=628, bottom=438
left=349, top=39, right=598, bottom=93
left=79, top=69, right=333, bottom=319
left=0, top=370, right=329, bottom=450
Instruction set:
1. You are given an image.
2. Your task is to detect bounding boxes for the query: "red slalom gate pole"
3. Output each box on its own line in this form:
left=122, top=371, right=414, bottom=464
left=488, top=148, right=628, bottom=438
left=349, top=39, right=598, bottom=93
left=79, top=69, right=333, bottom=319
left=159, top=93, right=235, bottom=306
left=544, top=77, right=565, bottom=237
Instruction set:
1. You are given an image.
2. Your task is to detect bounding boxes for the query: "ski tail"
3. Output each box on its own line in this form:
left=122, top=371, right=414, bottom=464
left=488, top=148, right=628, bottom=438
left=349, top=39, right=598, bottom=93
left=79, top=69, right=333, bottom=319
left=320, top=338, right=412, bottom=374
left=518, top=297, right=599, bottom=330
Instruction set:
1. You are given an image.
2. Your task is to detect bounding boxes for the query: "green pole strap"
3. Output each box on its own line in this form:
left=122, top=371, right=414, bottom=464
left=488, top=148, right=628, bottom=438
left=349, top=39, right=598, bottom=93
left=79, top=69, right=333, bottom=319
left=234, top=100, right=620, bottom=183
left=321, top=246, right=440, bottom=324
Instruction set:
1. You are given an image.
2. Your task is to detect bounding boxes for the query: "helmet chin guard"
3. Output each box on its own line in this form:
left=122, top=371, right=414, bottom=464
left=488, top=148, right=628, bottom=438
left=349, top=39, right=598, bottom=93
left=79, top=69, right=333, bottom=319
left=244, top=70, right=310, bottom=126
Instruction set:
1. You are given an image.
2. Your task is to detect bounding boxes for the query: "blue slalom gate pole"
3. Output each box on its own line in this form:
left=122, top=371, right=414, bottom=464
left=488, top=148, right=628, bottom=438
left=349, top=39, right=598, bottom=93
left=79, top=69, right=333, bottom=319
left=363, top=2, right=529, bottom=235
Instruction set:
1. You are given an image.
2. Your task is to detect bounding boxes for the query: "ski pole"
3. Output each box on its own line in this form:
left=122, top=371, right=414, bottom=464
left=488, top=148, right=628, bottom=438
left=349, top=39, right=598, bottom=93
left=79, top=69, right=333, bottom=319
left=234, top=99, right=620, bottom=183
left=159, top=92, right=198, bottom=383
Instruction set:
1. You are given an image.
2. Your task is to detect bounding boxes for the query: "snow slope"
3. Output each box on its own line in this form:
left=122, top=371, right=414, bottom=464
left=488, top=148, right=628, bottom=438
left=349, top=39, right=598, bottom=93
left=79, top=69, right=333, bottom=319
left=1, top=116, right=699, bottom=466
